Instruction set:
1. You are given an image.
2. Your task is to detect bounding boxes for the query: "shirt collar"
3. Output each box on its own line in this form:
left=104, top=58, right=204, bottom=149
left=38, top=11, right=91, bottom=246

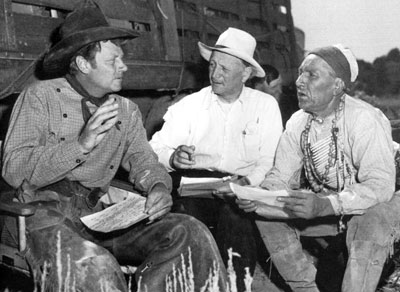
left=205, top=85, right=246, bottom=109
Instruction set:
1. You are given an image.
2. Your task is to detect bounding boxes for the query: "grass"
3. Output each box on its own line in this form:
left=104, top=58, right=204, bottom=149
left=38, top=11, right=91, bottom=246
left=1, top=231, right=252, bottom=292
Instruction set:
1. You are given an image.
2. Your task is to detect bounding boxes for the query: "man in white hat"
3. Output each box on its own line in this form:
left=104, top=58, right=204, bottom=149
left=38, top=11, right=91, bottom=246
left=236, top=44, right=400, bottom=291
left=150, top=27, right=283, bottom=290
left=2, top=3, right=227, bottom=291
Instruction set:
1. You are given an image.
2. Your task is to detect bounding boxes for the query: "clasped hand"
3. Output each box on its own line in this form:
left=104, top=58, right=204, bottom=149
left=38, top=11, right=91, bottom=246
left=170, top=145, right=196, bottom=169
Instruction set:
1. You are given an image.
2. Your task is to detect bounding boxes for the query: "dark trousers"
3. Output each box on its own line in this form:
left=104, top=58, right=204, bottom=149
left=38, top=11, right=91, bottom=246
left=171, top=170, right=258, bottom=292
left=3, top=179, right=227, bottom=292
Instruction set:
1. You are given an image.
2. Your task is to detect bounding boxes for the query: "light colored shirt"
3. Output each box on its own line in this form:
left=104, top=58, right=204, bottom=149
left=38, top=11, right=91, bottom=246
left=260, top=94, right=395, bottom=215
left=2, top=78, right=171, bottom=192
left=150, top=86, right=283, bottom=185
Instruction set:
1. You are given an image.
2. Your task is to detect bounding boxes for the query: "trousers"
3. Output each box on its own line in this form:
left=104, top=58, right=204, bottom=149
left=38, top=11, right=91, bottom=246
left=170, top=169, right=261, bottom=292
left=256, top=193, right=400, bottom=292
left=174, top=197, right=258, bottom=292
left=5, top=179, right=227, bottom=291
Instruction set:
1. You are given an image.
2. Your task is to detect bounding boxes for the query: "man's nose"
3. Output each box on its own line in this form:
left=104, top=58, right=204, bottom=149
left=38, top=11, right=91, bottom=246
left=120, top=62, right=128, bottom=72
left=210, top=66, right=221, bottom=79
left=118, top=59, right=128, bottom=72
left=296, top=74, right=304, bottom=88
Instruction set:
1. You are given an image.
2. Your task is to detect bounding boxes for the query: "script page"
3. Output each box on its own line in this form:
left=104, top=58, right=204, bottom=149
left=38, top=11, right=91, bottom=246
left=230, top=183, right=294, bottom=219
left=81, top=191, right=148, bottom=233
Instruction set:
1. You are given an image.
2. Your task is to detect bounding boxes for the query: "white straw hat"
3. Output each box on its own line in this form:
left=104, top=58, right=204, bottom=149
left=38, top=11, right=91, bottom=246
left=198, top=27, right=265, bottom=77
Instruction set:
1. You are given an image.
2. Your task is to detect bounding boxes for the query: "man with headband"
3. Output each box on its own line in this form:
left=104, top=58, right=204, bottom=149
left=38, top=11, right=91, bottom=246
left=235, top=44, right=400, bottom=291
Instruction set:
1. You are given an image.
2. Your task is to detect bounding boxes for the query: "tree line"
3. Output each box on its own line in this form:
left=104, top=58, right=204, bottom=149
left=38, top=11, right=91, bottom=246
left=355, top=48, right=400, bottom=97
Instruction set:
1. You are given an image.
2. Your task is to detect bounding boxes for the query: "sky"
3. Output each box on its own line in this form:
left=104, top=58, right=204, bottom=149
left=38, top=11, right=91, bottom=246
left=291, top=0, right=400, bottom=63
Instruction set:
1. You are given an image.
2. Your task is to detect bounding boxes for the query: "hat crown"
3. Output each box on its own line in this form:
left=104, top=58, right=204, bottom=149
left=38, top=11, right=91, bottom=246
left=216, top=27, right=256, bottom=58
left=60, top=6, right=109, bottom=39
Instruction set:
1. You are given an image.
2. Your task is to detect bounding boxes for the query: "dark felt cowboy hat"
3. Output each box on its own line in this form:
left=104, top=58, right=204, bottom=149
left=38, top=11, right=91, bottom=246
left=42, top=2, right=140, bottom=74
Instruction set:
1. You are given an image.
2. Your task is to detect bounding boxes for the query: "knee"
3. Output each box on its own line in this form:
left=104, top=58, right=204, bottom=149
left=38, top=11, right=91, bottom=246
left=73, top=240, right=122, bottom=273
left=348, top=210, right=391, bottom=242
left=165, top=213, right=211, bottom=237
left=44, top=240, right=126, bottom=292
left=256, top=220, right=299, bottom=251
left=73, top=252, right=126, bottom=292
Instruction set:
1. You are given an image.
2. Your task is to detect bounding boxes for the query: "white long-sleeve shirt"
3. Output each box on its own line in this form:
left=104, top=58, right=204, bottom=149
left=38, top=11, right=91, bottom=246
left=260, top=95, right=395, bottom=215
left=150, top=86, right=283, bottom=186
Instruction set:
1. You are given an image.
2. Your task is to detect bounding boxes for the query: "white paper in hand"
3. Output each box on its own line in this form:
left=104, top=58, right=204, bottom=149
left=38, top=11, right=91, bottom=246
left=81, top=191, right=149, bottom=233
left=230, top=183, right=293, bottom=219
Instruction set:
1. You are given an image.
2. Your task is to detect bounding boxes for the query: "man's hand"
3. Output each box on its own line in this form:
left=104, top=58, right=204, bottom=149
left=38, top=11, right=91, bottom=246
left=212, top=176, right=249, bottom=199
left=236, top=199, right=257, bottom=213
left=170, top=145, right=196, bottom=169
left=78, top=97, right=119, bottom=153
left=277, top=190, right=335, bottom=219
left=145, top=183, right=172, bottom=222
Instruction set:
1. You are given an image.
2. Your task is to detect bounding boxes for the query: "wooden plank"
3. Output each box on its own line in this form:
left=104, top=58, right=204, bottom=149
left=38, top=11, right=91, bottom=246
left=124, top=32, right=162, bottom=61
left=0, top=0, right=17, bottom=50
left=14, top=0, right=155, bottom=23
left=13, top=13, right=62, bottom=36
left=96, top=0, right=155, bottom=23
left=121, top=60, right=201, bottom=90
left=12, top=0, right=79, bottom=11
left=11, top=8, right=163, bottom=60
left=0, top=200, right=36, bottom=216
left=199, top=0, right=242, bottom=16
left=149, top=0, right=181, bottom=61
left=12, top=13, right=62, bottom=52
left=246, top=2, right=262, bottom=19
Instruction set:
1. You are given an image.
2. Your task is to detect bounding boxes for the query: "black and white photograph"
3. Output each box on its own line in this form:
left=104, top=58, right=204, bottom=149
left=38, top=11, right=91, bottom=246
left=1, top=1, right=400, bottom=291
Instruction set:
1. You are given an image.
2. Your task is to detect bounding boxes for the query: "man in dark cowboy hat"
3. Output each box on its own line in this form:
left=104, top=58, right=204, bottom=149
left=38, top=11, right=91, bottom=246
left=2, top=3, right=227, bottom=291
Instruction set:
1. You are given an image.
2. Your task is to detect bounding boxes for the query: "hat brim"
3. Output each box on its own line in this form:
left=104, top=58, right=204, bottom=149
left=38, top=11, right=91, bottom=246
left=42, top=26, right=140, bottom=74
left=198, top=42, right=265, bottom=78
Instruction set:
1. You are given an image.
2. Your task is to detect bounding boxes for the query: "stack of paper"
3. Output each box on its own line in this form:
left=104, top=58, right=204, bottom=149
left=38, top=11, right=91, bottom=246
left=178, top=177, right=230, bottom=199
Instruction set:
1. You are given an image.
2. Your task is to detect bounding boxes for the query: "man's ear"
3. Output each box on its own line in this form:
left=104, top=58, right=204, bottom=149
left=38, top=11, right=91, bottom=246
left=333, top=78, right=345, bottom=95
left=75, top=56, right=91, bottom=74
left=242, top=66, right=253, bottom=83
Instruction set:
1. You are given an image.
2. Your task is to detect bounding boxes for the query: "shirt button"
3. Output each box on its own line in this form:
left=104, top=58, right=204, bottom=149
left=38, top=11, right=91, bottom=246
left=56, top=88, right=61, bottom=92
left=63, top=113, right=68, bottom=118
left=60, top=137, right=65, bottom=141
left=110, top=165, right=114, bottom=169
left=76, top=159, right=81, bottom=163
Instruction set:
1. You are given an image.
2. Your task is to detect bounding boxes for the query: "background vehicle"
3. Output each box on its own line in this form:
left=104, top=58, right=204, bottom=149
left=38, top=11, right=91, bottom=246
left=0, top=0, right=301, bottom=138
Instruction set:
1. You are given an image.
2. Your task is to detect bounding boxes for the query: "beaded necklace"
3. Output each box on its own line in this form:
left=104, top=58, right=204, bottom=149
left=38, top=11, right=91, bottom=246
left=301, top=95, right=345, bottom=193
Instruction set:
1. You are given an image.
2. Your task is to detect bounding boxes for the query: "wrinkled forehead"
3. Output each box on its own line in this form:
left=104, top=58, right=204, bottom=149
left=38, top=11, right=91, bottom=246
left=300, top=54, right=336, bottom=76
left=210, top=50, right=245, bottom=67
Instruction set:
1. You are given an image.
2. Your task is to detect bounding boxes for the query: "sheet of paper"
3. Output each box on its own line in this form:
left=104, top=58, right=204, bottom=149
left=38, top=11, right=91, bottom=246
left=81, top=191, right=148, bottom=233
left=180, top=177, right=223, bottom=184
left=230, top=183, right=293, bottom=219
left=178, top=177, right=229, bottom=198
